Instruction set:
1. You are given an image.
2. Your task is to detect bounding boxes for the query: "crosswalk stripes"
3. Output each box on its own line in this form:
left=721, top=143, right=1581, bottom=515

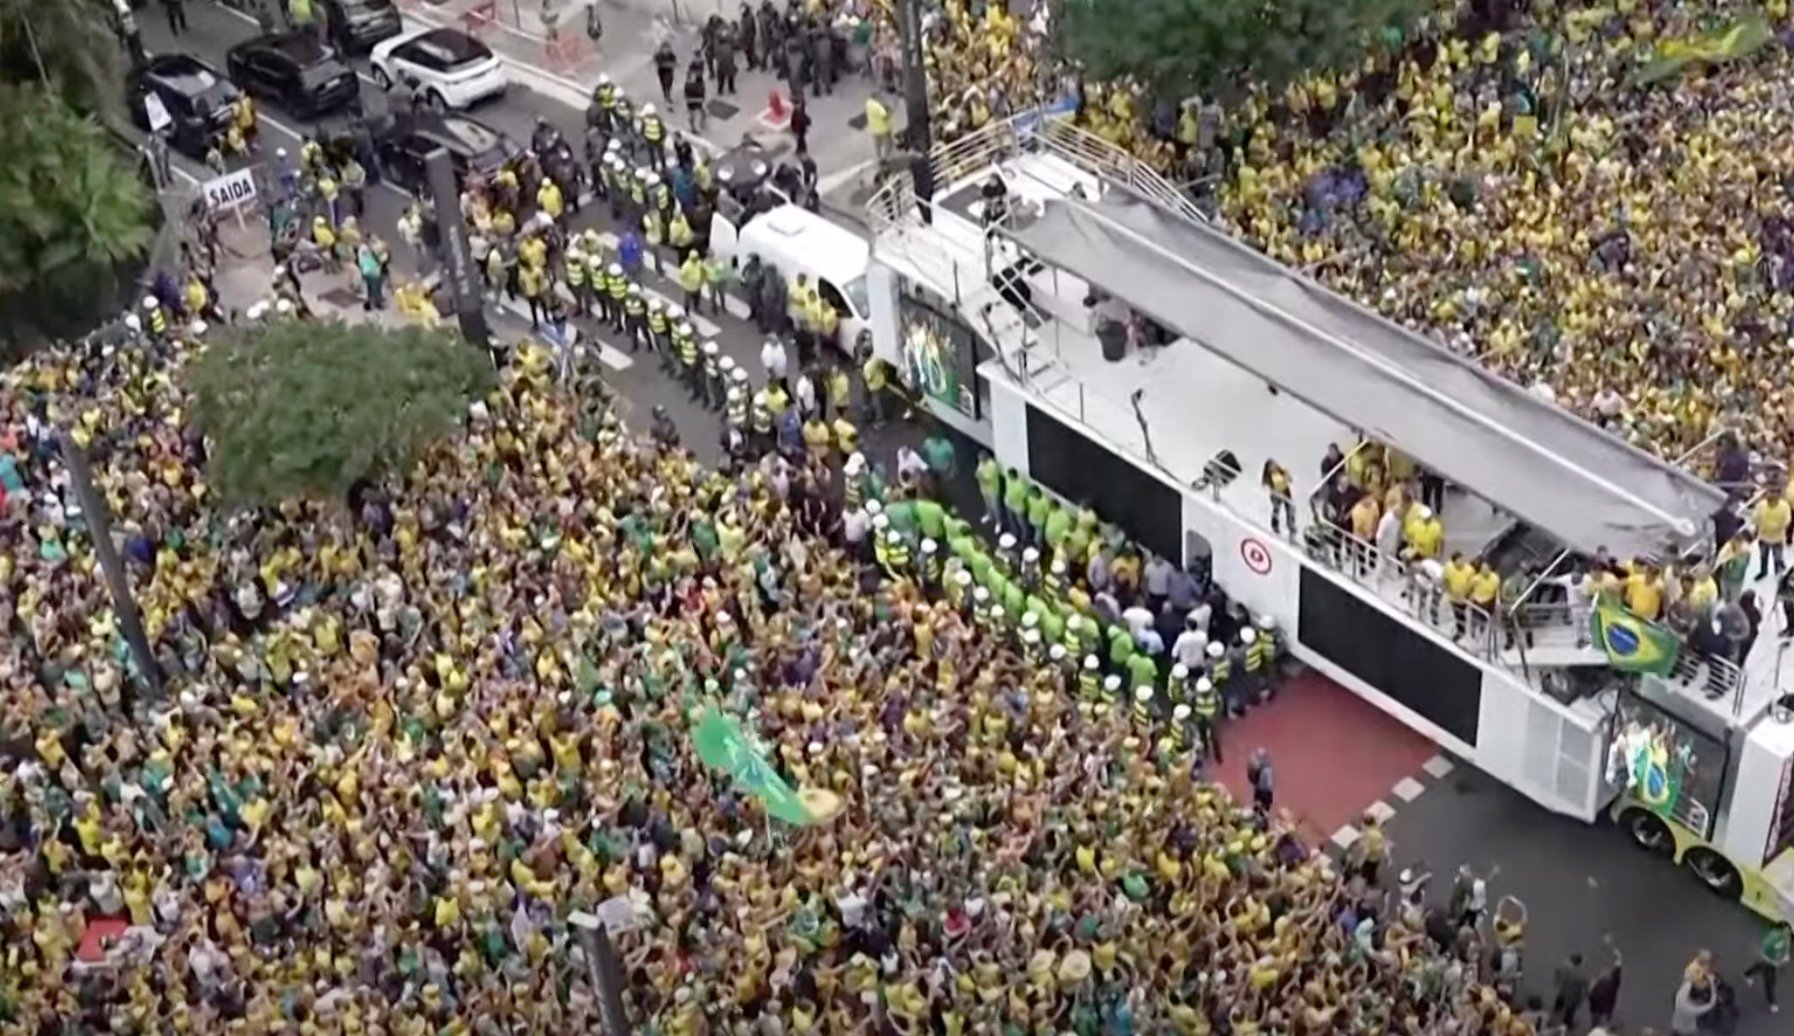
left=493, top=294, right=636, bottom=372
left=582, top=229, right=756, bottom=328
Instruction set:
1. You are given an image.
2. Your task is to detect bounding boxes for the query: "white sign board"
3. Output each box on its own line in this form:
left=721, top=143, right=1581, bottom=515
left=143, top=92, right=172, bottom=134
left=201, top=168, right=258, bottom=212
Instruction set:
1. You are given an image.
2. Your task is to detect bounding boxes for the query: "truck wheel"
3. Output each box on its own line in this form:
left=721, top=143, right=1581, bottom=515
left=1621, top=808, right=1674, bottom=855
left=1685, top=848, right=1743, bottom=899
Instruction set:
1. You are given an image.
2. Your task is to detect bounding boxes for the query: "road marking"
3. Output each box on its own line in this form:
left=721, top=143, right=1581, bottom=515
left=493, top=294, right=635, bottom=370
left=1392, top=777, right=1427, bottom=803
left=1364, top=800, right=1397, bottom=824
left=1422, top=755, right=1456, bottom=779
left=1331, top=825, right=1362, bottom=850
left=580, top=228, right=754, bottom=325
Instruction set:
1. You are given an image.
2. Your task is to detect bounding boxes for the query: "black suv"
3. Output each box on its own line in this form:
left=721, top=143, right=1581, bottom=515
left=225, top=32, right=360, bottom=119
left=126, top=53, right=242, bottom=157
left=319, top=0, right=404, bottom=55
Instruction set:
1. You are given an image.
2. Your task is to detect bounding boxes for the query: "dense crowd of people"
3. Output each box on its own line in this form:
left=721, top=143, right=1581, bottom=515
left=5, top=311, right=1559, bottom=1030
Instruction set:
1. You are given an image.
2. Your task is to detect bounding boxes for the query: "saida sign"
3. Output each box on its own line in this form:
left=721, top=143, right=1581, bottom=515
left=201, top=168, right=258, bottom=211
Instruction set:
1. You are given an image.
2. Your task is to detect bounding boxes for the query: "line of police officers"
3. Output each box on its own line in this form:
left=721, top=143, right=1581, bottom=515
left=829, top=480, right=1287, bottom=771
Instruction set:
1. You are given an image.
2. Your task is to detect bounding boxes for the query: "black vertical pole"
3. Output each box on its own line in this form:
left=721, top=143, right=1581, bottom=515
left=572, top=923, right=633, bottom=1036
left=58, top=433, right=162, bottom=705
left=424, top=148, right=492, bottom=352
left=895, top=0, right=930, bottom=154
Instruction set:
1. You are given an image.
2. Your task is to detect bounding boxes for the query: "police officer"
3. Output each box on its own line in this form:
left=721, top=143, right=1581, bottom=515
left=725, top=385, right=749, bottom=434
left=1078, top=653, right=1102, bottom=702
left=917, top=537, right=941, bottom=589
left=995, top=532, right=1020, bottom=577
left=564, top=240, right=590, bottom=316
left=700, top=341, right=722, bottom=409
left=674, top=321, right=700, bottom=395
left=593, top=73, right=619, bottom=131
left=1205, top=639, right=1233, bottom=715
left=623, top=284, right=648, bottom=351
left=593, top=261, right=618, bottom=327
left=1169, top=703, right=1194, bottom=758
left=1101, top=673, right=1122, bottom=704
left=1019, top=546, right=1042, bottom=592
left=946, top=566, right=973, bottom=615
left=639, top=102, right=666, bottom=168
left=717, top=356, right=736, bottom=406
left=142, top=295, right=169, bottom=342
left=1241, top=626, right=1268, bottom=704
left=606, top=264, right=629, bottom=333
left=971, top=584, right=993, bottom=627
left=1167, top=662, right=1192, bottom=711
left=883, top=530, right=911, bottom=580
left=1021, top=626, right=1043, bottom=665
left=605, top=154, right=630, bottom=221
left=646, top=297, right=669, bottom=358
left=1191, top=676, right=1223, bottom=762
left=749, top=384, right=774, bottom=451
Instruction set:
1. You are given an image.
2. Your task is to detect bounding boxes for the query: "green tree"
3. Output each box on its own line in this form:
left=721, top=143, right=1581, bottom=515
left=0, top=82, right=155, bottom=353
left=187, top=319, right=496, bottom=507
left=0, top=0, right=126, bottom=117
left=1055, top=0, right=1425, bottom=103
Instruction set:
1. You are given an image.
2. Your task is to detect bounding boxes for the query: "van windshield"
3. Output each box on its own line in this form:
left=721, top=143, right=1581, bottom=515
left=841, top=275, right=870, bottom=319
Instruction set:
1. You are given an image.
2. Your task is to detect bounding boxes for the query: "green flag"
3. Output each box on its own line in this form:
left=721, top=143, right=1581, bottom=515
left=691, top=707, right=818, bottom=825
left=1590, top=594, right=1680, bottom=676
left=1634, top=14, right=1773, bottom=85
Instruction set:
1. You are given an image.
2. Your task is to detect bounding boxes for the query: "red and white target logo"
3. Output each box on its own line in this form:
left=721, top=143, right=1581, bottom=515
left=1239, top=537, right=1273, bottom=575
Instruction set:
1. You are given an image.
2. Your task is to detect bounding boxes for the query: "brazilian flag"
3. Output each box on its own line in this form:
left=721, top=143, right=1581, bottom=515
left=1634, top=14, right=1774, bottom=85
left=1590, top=594, right=1681, bottom=676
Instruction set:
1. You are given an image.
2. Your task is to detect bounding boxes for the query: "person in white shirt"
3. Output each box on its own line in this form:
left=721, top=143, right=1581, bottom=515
left=1374, top=505, right=1404, bottom=578
left=760, top=336, right=788, bottom=391
left=1172, top=618, right=1208, bottom=670
left=794, top=371, right=817, bottom=417
left=1121, top=604, right=1155, bottom=640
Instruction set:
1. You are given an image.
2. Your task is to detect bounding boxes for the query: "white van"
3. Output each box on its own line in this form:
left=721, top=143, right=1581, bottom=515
left=710, top=202, right=872, bottom=355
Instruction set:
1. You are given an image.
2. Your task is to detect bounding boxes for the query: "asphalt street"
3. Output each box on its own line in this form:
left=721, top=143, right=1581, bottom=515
left=134, top=0, right=852, bottom=468
left=133, top=9, right=1793, bottom=1032
left=1384, top=763, right=1784, bottom=1035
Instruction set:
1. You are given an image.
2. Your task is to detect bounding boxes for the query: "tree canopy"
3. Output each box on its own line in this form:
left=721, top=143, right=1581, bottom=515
left=0, top=0, right=127, bottom=117
left=0, top=82, right=155, bottom=353
left=187, top=319, right=496, bottom=507
left=1055, top=0, right=1426, bottom=103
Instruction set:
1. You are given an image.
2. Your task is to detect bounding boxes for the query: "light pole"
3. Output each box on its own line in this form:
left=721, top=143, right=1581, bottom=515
left=58, top=432, right=163, bottom=707
left=894, top=0, right=930, bottom=154
left=568, top=911, right=633, bottom=1035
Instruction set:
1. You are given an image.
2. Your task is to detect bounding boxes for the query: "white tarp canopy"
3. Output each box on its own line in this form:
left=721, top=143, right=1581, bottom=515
left=998, top=191, right=1724, bottom=560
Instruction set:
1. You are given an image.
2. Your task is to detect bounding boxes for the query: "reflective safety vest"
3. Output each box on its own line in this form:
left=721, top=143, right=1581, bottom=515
left=1208, top=655, right=1230, bottom=687
left=652, top=183, right=672, bottom=215
left=1246, top=637, right=1270, bottom=673
left=608, top=274, right=628, bottom=301
left=147, top=307, right=168, bottom=337
left=884, top=538, right=911, bottom=574
left=675, top=329, right=698, bottom=367
left=624, top=293, right=646, bottom=319
left=1132, top=690, right=1155, bottom=727
left=1192, top=684, right=1221, bottom=720
left=598, top=84, right=618, bottom=112
left=629, top=178, right=646, bottom=207
left=972, top=592, right=992, bottom=627
left=641, top=114, right=665, bottom=144
left=873, top=533, right=889, bottom=569
left=703, top=349, right=720, bottom=380
left=726, top=393, right=749, bottom=428
left=750, top=391, right=773, bottom=433
left=565, top=256, right=586, bottom=287
left=843, top=471, right=864, bottom=511
left=1078, top=665, right=1102, bottom=701
left=648, top=307, right=669, bottom=335
left=643, top=212, right=664, bottom=245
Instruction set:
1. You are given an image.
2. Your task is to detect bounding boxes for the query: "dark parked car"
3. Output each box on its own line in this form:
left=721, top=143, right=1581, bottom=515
left=319, top=0, right=404, bottom=55
left=126, top=53, right=241, bottom=157
left=376, top=112, right=519, bottom=191
left=224, top=32, right=360, bottom=119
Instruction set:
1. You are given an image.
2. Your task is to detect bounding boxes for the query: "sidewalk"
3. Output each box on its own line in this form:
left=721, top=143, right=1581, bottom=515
left=396, top=0, right=884, bottom=181
left=207, top=218, right=417, bottom=331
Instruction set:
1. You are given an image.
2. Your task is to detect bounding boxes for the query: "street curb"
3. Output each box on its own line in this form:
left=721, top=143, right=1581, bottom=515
left=1329, top=753, right=1455, bottom=851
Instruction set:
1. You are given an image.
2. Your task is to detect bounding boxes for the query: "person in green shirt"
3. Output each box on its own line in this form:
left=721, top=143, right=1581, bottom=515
left=915, top=496, right=947, bottom=541
left=1126, top=652, right=1159, bottom=693
left=1745, top=920, right=1790, bottom=1010
left=923, top=434, right=955, bottom=480
left=1044, top=501, right=1073, bottom=555
left=885, top=498, right=919, bottom=537
left=1002, top=468, right=1029, bottom=540
left=976, top=454, right=1002, bottom=525
left=1107, top=625, right=1134, bottom=667
left=1025, top=485, right=1050, bottom=546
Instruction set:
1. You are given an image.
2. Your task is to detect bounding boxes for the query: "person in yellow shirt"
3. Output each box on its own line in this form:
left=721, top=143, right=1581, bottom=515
left=1348, top=492, right=1380, bottom=576
left=1468, top=562, right=1500, bottom=644
left=1756, top=491, right=1792, bottom=578
left=1623, top=563, right=1664, bottom=622
left=1442, top=552, right=1476, bottom=640
left=1401, top=504, right=1442, bottom=561
left=865, top=93, right=893, bottom=162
